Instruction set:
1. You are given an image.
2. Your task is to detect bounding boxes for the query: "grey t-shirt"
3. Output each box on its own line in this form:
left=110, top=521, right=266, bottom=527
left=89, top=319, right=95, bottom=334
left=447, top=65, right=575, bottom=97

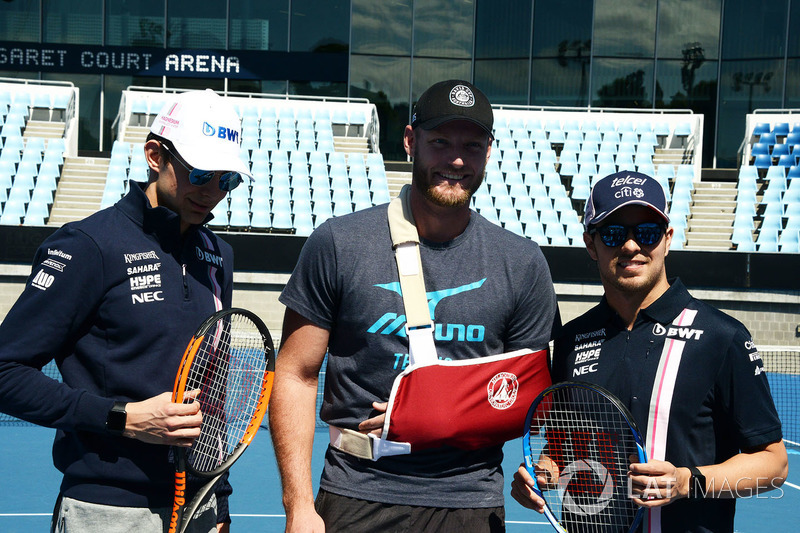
left=279, top=203, right=558, bottom=508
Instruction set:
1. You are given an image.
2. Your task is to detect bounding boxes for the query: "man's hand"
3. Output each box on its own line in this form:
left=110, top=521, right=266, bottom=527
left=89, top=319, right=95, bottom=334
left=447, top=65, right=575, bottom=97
left=628, top=459, right=690, bottom=507
left=357, top=401, right=387, bottom=437
left=510, top=464, right=548, bottom=513
left=123, top=391, right=203, bottom=446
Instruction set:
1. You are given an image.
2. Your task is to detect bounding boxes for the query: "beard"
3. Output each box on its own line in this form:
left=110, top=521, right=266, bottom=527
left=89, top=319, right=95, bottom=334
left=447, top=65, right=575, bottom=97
left=411, top=158, right=485, bottom=209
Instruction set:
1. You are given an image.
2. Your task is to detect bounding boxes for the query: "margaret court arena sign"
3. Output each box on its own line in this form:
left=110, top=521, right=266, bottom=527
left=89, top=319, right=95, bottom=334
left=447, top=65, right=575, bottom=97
left=0, top=41, right=347, bottom=82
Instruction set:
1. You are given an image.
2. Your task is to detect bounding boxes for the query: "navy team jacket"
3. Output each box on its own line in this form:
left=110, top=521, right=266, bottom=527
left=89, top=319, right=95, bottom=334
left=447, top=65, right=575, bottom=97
left=0, top=181, right=233, bottom=513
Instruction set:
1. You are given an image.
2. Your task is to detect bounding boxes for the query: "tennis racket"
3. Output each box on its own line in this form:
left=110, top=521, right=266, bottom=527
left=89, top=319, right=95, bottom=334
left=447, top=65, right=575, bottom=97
left=168, top=308, right=275, bottom=533
left=522, top=381, right=647, bottom=533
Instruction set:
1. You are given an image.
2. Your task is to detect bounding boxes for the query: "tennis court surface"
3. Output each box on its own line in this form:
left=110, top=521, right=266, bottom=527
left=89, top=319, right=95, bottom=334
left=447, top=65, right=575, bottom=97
left=0, top=425, right=797, bottom=532
left=1, top=351, right=798, bottom=531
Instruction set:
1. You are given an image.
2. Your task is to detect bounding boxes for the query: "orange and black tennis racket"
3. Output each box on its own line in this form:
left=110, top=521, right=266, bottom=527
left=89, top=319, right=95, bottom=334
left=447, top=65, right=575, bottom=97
left=168, top=308, right=275, bottom=533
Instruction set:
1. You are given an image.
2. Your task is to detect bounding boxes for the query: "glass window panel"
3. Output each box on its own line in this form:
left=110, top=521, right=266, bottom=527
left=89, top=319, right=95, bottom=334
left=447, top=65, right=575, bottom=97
left=229, top=79, right=288, bottom=95
left=789, top=3, right=800, bottom=57
left=352, top=0, right=412, bottom=55
left=413, top=0, right=474, bottom=58
left=721, top=0, right=787, bottom=60
left=593, top=0, right=656, bottom=58
left=475, top=0, right=530, bottom=59
left=591, top=58, right=655, bottom=108
left=167, top=1, right=227, bottom=49
left=656, top=0, right=721, bottom=60
left=717, top=59, right=783, bottom=167
left=475, top=59, right=528, bottom=105
left=230, top=0, right=288, bottom=51
left=290, top=0, right=349, bottom=53
left=43, top=0, right=102, bottom=45
left=350, top=54, right=411, bottom=160
left=106, top=0, right=165, bottom=47
left=0, top=1, right=39, bottom=42
left=655, top=59, right=719, bottom=167
left=530, top=57, right=590, bottom=107
left=532, top=0, right=592, bottom=59
left=411, top=58, right=471, bottom=102
left=785, top=59, right=800, bottom=108
left=289, top=81, right=346, bottom=98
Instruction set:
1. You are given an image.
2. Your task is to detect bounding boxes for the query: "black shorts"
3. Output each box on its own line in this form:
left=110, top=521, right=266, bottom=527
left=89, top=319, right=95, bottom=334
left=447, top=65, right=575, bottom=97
left=315, top=488, right=505, bottom=533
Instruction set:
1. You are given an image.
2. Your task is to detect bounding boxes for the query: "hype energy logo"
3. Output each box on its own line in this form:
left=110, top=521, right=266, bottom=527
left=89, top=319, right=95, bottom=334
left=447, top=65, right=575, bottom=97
left=367, top=278, right=486, bottom=341
left=202, top=121, right=240, bottom=144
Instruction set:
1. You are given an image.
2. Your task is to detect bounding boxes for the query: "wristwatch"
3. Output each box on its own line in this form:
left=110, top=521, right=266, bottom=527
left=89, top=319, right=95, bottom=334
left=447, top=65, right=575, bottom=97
left=687, top=465, right=706, bottom=499
left=105, top=401, right=127, bottom=436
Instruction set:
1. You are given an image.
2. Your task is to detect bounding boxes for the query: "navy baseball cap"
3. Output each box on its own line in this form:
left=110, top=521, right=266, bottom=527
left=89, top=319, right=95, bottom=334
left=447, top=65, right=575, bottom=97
left=584, top=171, right=670, bottom=228
left=411, top=80, right=494, bottom=137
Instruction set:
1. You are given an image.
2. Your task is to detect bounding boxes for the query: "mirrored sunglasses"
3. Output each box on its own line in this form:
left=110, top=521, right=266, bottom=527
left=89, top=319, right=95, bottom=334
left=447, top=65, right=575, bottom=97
left=589, top=222, right=666, bottom=247
left=164, top=145, right=244, bottom=192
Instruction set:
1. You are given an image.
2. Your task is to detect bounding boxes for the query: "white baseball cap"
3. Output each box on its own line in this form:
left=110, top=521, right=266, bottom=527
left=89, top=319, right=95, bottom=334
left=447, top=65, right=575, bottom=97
left=150, top=89, right=252, bottom=180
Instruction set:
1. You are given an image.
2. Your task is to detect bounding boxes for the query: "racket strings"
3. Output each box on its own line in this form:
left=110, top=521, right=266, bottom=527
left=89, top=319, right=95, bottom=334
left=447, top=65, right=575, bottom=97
left=183, top=313, right=268, bottom=473
left=527, top=387, right=640, bottom=532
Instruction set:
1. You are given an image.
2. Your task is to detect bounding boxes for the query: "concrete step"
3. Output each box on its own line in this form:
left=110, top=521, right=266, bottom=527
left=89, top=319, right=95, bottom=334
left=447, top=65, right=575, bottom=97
left=123, top=126, right=150, bottom=144
left=385, top=171, right=411, bottom=198
left=23, top=120, right=65, bottom=138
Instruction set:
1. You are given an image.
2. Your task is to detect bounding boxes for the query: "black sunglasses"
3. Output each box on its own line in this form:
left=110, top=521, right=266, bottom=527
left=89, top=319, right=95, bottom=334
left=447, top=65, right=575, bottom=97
left=589, top=222, right=667, bottom=247
left=163, top=144, right=244, bottom=192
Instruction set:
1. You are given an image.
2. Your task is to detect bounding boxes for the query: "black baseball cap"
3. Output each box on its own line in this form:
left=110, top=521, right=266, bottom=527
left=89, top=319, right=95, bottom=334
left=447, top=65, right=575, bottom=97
left=411, top=80, right=494, bottom=137
left=584, top=171, right=670, bottom=228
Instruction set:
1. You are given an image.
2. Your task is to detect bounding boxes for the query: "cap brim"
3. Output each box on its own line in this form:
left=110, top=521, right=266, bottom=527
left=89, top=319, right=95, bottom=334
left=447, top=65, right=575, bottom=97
left=416, top=115, right=494, bottom=137
left=585, top=201, right=670, bottom=228
left=173, top=141, right=253, bottom=180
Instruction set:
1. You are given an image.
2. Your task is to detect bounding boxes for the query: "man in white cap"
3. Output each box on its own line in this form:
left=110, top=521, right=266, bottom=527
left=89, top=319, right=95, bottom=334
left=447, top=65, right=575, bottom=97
left=0, top=89, right=251, bottom=532
left=511, top=171, right=787, bottom=533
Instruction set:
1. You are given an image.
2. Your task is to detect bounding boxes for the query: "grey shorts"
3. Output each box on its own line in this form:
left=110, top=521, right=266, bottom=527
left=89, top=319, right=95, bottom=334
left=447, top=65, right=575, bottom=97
left=51, top=494, right=218, bottom=533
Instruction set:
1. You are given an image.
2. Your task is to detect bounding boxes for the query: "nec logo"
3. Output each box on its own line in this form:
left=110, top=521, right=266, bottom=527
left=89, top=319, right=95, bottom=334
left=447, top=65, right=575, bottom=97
left=573, top=363, right=598, bottom=377
left=131, top=291, right=164, bottom=304
left=652, top=323, right=704, bottom=340
left=202, top=122, right=239, bottom=144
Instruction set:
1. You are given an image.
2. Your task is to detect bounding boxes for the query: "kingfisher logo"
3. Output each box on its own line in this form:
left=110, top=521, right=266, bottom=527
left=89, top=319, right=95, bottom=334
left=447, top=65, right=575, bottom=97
left=367, top=279, right=486, bottom=341
left=202, top=122, right=239, bottom=144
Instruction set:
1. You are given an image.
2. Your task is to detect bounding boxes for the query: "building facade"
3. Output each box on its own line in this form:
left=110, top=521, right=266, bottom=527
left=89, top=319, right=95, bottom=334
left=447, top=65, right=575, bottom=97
left=1, top=0, right=799, bottom=167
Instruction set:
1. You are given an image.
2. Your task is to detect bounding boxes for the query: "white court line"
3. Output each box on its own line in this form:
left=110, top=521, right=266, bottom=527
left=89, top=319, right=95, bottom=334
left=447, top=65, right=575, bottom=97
left=785, top=481, right=800, bottom=491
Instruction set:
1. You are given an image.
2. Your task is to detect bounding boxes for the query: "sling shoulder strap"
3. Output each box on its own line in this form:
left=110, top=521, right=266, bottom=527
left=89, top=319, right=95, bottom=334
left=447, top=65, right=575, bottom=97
left=387, top=184, right=437, bottom=366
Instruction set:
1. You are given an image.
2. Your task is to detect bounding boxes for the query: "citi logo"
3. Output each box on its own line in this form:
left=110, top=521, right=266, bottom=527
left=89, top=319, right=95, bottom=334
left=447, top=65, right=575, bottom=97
left=653, top=323, right=704, bottom=340
left=202, top=122, right=240, bottom=143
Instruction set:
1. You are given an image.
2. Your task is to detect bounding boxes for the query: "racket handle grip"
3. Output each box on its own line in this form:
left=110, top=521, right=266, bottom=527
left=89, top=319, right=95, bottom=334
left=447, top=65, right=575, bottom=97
left=168, top=470, right=187, bottom=533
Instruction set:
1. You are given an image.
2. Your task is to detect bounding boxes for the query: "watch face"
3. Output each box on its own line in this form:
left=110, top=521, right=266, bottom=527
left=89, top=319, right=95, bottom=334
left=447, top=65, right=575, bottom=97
left=106, top=404, right=127, bottom=434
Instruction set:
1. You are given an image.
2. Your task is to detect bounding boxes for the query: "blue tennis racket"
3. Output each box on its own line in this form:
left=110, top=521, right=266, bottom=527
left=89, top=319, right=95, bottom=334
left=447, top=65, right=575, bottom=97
left=523, top=381, right=647, bottom=533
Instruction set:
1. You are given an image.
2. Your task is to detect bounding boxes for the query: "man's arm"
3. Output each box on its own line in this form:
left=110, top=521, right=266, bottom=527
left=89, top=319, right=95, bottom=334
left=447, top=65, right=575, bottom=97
left=629, top=439, right=788, bottom=505
left=269, top=308, right=330, bottom=533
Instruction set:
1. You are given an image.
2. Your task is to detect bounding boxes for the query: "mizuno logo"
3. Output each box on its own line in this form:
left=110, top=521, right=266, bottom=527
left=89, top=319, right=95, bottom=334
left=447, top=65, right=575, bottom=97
left=367, top=279, right=487, bottom=341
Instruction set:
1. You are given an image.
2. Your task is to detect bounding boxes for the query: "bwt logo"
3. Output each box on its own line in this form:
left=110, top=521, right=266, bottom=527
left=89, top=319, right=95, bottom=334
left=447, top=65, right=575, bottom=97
left=202, top=122, right=239, bottom=144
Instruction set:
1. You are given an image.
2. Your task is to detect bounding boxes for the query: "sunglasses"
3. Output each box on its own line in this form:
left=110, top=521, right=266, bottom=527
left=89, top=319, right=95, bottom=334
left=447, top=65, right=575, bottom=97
left=589, top=222, right=667, bottom=247
left=163, top=145, right=244, bottom=192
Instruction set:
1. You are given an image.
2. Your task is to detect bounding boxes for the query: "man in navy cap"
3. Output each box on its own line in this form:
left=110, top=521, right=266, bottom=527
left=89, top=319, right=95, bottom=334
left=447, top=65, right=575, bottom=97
left=270, top=80, right=559, bottom=532
left=511, top=171, right=787, bottom=532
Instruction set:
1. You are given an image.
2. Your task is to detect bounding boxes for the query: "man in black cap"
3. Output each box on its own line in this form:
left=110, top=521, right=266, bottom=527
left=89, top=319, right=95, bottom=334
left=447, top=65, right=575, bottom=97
left=270, top=80, right=559, bottom=531
left=511, top=171, right=787, bottom=532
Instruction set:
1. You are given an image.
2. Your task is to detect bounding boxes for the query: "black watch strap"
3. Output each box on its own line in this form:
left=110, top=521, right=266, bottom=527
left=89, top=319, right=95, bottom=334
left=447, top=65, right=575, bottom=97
left=687, top=465, right=706, bottom=499
left=105, top=401, right=127, bottom=436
